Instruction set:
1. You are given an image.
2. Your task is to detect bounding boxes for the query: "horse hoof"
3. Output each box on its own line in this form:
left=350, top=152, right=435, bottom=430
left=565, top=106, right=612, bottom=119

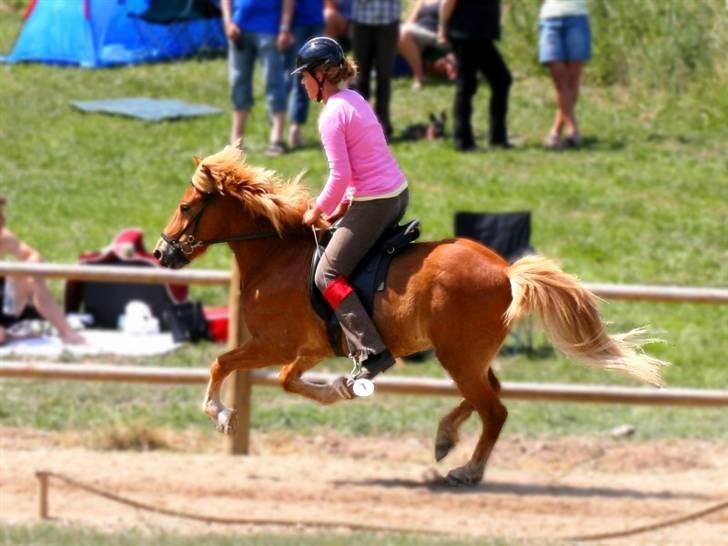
left=445, top=468, right=481, bottom=487
left=215, top=408, right=237, bottom=434
left=435, top=440, right=454, bottom=462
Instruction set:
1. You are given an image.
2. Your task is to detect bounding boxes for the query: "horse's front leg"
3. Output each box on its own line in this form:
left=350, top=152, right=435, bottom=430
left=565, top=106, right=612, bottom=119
left=278, top=358, right=349, bottom=405
left=202, top=338, right=284, bottom=433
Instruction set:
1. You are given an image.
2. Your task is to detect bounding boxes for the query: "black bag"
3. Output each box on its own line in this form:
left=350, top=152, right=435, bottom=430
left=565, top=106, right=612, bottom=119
left=163, top=301, right=209, bottom=343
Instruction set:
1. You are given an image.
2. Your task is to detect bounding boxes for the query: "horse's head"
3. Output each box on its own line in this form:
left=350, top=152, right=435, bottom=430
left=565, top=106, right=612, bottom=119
left=154, top=145, right=312, bottom=269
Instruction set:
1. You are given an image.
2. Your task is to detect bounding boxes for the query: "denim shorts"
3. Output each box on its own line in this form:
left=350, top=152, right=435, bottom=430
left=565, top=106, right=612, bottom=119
left=538, top=15, right=592, bottom=64
left=228, top=32, right=287, bottom=113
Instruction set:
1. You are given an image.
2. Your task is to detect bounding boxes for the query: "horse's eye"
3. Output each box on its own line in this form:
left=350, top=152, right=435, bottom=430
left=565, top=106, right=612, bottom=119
left=180, top=204, right=191, bottom=213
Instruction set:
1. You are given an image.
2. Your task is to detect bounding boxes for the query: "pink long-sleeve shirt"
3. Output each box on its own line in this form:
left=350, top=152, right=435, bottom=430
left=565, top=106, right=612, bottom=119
left=316, top=89, right=407, bottom=216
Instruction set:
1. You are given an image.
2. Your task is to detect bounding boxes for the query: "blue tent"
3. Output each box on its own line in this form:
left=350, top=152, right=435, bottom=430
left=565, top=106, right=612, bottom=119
left=4, top=0, right=226, bottom=68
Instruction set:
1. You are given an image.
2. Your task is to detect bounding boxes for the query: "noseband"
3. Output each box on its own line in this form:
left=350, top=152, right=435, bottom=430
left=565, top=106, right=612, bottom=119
left=160, top=183, right=279, bottom=261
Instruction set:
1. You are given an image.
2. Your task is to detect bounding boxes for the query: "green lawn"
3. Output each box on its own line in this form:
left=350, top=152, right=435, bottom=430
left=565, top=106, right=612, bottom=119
left=0, top=4, right=726, bottom=443
left=0, top=525, right=525, bottom=546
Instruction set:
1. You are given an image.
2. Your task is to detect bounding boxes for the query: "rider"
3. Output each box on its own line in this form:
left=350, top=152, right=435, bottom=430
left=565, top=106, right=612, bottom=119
left=295, top=36, right=409, bottom=398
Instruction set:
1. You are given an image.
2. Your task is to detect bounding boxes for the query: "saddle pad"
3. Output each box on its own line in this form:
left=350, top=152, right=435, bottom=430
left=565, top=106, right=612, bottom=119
left=309, top=219, right=420, bottom=355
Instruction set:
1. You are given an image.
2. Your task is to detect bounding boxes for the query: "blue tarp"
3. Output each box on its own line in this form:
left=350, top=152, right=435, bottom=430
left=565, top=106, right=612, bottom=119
left=4, top=0, right=226, bottom=68
left=71, top=97, right=222, bottom=122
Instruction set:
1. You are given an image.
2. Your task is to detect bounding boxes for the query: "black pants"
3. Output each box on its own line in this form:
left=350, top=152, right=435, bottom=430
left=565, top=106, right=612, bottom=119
left=352, top=21, right=399, bottom=137
left=450, top=38, right=512, bottom=148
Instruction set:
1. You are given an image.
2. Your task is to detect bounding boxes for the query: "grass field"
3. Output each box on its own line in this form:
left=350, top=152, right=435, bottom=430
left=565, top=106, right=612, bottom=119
left=0, top=525, right=520, bottom=546
left=1, top=1, right=727, bottom=445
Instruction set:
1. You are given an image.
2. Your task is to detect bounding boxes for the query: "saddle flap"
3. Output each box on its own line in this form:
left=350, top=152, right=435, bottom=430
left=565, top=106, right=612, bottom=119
left=308, top=219, right=421, bottom=355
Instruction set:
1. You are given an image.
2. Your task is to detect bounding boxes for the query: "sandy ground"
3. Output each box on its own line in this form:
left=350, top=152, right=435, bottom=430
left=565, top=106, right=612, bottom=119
left=1, top=427, right=727, bottom=545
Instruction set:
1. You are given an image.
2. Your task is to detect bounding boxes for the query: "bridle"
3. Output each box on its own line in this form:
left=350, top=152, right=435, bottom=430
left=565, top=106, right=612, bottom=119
left=159, top=183, right=278, bottom=262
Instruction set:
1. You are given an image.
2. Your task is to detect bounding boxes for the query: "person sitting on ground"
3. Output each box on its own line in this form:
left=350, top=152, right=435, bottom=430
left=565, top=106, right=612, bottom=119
left=399, top=0, right=456, bottom=90
left=0, top=194, right=85, bottom=346
left=293, top=37, right=409, bottom=398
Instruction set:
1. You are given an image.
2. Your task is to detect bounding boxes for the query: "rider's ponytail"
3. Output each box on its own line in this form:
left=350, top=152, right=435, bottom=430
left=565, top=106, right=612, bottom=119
left=325, top=56, right=358, bottom=85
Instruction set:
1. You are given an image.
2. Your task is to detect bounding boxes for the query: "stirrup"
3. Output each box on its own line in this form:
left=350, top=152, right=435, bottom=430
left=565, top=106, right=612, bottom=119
left=349, top=355, right=375, bottom=397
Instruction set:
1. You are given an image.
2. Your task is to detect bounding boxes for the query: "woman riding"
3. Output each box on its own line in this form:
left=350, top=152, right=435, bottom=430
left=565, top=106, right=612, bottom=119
left=293, top=36, right=409, bottom=398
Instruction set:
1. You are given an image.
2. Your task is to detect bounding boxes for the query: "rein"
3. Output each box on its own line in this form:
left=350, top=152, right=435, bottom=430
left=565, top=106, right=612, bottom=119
left=161, top=182, right=279, bottom=256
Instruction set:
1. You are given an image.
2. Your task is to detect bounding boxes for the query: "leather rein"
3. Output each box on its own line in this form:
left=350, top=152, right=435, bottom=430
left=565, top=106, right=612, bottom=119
left=160, top=182, right=279, bottom=257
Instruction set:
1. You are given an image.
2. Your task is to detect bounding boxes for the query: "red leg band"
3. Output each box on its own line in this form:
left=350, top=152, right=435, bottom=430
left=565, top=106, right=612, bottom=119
left=322, top=276, right=353, bottom=309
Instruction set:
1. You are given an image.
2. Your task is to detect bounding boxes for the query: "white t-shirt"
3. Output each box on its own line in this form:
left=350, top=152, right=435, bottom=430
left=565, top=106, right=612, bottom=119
left=540, top=0, right=589, bottom=19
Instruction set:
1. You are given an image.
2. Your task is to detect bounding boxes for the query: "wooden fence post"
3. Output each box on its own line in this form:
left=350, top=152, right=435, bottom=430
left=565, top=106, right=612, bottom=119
left=36, top=471, right=49, bottom=519
left=225, top=260, right=252, bottom=455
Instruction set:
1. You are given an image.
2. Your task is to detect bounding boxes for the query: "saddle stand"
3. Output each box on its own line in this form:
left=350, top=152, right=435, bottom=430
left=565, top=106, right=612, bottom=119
left=308, top=219, right=420, bottom=355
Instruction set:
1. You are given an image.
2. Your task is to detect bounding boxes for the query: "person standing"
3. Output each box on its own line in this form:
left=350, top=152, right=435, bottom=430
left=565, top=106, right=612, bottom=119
left=538, top=0, right=591, bottom=149
left=438, top=0, right=512, bottom=151
left=221, top=0, right=295, bottom=156
left=351, top=0, right=402, bottom=139
left=285, top=0, right=326, bottom=149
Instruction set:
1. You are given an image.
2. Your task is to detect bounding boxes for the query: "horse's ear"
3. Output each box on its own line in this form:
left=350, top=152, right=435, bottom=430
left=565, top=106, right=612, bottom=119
left=193, top=156, right=203, bottom=166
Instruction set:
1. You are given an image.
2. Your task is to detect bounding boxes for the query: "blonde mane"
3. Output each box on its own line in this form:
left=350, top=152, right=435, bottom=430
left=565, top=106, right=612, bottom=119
left=191, top=145, right=312, bottom=234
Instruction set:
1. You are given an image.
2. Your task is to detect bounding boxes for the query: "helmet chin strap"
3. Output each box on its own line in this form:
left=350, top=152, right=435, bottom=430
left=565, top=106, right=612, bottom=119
left=310, top=71, right=326, bottom=103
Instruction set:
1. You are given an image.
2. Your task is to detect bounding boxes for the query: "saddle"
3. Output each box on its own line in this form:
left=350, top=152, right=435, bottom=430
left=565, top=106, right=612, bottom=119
left=309, top=219, right=421, bottom=355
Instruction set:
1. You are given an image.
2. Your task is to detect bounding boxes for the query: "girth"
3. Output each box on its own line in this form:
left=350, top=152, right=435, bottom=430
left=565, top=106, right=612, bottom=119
left=308, top=219, right=421, bottom=355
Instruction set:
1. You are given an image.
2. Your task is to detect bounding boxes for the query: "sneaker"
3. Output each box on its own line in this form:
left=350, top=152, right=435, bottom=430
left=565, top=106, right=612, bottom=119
left=265, top=141, right=287, bottom=157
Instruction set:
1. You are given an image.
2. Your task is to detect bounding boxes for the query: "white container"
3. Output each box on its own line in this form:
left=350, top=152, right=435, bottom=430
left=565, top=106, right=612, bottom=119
left=2, top=277, right=17, bottom=317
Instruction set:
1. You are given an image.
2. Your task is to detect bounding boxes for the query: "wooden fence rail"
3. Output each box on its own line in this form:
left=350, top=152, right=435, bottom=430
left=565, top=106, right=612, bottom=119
left=2, top=262, right=728, bottom=304
left=2, top=362, right=728, bottom=407
left=2, top=260, right=727, bottom=455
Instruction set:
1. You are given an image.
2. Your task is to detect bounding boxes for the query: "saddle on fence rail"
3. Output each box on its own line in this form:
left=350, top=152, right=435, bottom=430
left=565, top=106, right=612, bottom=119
left=308, top=219, right=421, bottom=355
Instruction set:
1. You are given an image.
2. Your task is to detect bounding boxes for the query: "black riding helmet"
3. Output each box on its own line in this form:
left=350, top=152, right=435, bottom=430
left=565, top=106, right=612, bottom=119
left=291, top=37, right=345, bottom=103
left=291, top=36, right=345, bottom=76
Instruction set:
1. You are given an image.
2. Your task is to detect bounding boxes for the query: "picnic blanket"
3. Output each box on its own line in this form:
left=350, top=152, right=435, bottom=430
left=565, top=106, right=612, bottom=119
left=0, top=329, right=180, bottom=358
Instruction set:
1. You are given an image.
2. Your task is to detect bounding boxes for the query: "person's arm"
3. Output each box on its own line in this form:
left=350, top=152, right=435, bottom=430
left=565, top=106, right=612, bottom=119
left=1, top=229, right=42, bottom=263
left=438, top=0, right=457, bottom=44
left=316, top=109, right=353, bottom=217
left=221, top=0, right=241, bottom=40
left=278, top=0, right=295, bottom=50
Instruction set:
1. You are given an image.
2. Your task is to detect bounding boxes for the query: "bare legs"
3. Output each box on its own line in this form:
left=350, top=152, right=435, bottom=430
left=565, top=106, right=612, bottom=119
left=230, top=110, right=286, bottom=150
left=10, top=276, right=84, bottom=344
left=230, top=110, right=249, bottom=145
left=546, top=61, right=584, bottom=147
left=398, top=29, right=424, bottom=90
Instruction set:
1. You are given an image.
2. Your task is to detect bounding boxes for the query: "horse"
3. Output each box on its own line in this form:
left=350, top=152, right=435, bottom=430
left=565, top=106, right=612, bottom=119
left=153, top=145, right=667, bottom=486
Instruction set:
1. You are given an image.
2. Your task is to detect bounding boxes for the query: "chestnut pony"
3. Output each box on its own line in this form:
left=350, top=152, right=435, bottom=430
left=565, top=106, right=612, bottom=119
left=154, top=145, right=666, bottom=485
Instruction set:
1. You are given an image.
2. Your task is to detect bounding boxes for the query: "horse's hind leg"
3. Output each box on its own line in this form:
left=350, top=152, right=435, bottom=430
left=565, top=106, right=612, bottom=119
left=434, top=400, right=473, bottom=462
left=438, top=351, right=508, bottom=485
left=434, top=369, right=502, bottom=462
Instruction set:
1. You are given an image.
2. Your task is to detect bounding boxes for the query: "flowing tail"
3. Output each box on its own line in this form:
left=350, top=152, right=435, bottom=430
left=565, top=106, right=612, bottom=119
left=504, top=255, right=667, bottom=386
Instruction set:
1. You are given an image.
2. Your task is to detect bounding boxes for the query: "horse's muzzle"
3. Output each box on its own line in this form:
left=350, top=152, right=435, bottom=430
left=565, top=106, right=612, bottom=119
left=153, top=237, right=189, bottom=269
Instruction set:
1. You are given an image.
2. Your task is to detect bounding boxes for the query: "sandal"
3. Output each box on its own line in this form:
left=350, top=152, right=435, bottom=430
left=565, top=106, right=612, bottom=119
left=264, top=141, right=287, bottom=157
left=543, top=133, right=563, bottom=150
left=563, top=133, right=582, bottom=149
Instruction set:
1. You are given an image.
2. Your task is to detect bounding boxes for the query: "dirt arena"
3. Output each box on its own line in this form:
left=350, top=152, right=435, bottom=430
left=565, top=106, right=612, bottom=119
left=1, top=427, right=727, bottom=544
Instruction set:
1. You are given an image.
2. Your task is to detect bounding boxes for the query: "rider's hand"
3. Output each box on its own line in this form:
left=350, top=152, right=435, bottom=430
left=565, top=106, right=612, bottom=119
left=303, top=206, right=323, bottom=226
